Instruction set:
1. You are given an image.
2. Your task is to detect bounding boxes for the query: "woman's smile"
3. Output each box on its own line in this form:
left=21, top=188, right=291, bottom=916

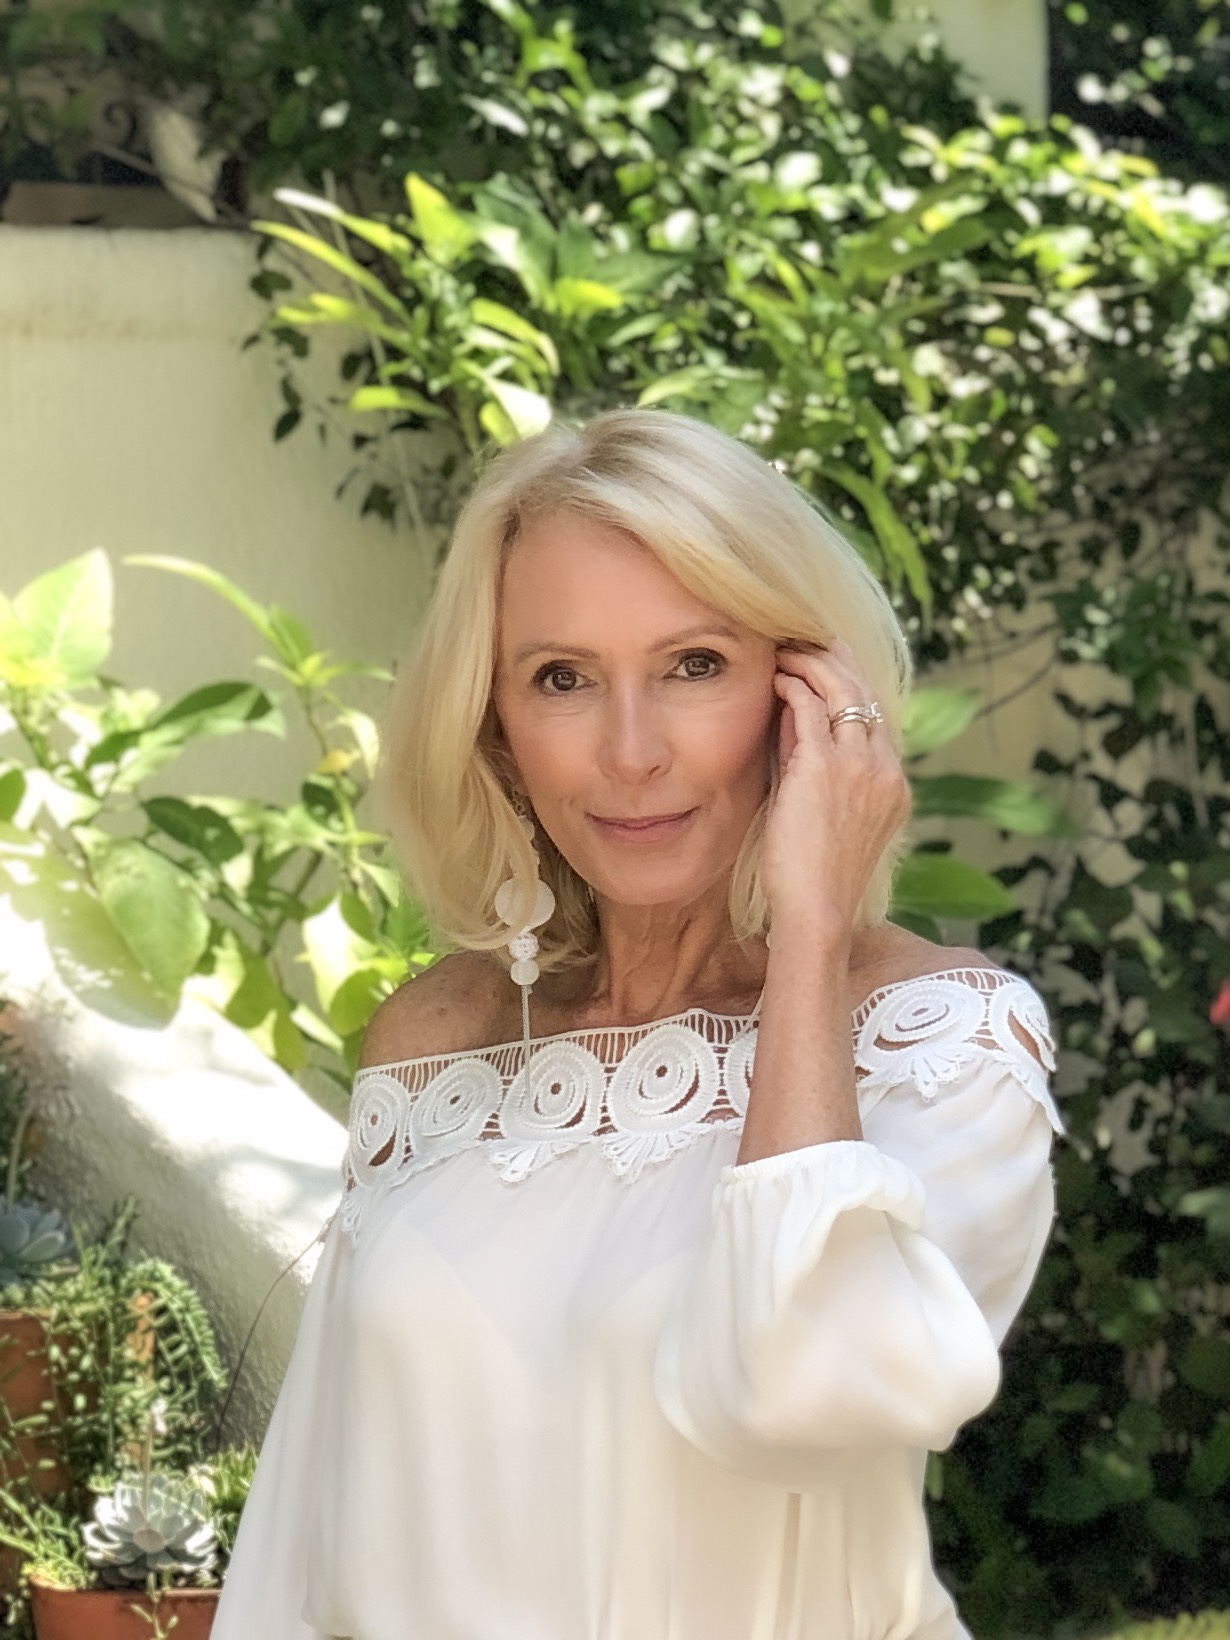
left=587, top=807, right=698, bottom=840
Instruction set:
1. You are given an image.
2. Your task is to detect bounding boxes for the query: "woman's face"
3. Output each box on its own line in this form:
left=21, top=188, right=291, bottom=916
left=491, top=511, right=778, bottom=910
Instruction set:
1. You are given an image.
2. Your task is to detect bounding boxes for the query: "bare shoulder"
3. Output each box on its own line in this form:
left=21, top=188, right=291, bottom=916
left=853, top=926, right=1046, bottom=1067
left=358, top=950, right=509, bottom=1069
left=851, top=924, right=1007, bottom=1006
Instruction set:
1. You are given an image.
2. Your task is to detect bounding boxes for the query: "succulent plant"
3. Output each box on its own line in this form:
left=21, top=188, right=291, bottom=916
left=0, top=1194, right=75, bottom=1292
left=82, top=1472, right=219, bottom=1587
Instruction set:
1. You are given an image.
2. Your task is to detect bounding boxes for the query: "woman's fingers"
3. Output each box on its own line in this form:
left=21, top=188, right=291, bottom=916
left=775, top=642, right=879, bottom=743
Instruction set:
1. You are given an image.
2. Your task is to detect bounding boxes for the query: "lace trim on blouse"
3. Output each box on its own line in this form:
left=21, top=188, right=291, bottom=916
left=337, top=965, right=1060, bottom=1243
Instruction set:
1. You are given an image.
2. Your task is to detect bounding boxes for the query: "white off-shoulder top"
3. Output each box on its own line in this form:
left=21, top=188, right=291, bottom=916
left=211, top=963, right=1064, bottom=1640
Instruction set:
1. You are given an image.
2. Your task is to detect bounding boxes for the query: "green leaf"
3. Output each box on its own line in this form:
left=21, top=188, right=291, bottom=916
left=347, top=385, right=446, bottom=419
left=892, top=853, right=1017, bottom=919
left=902, top=687, right=982, bottom=756
left=1178, top=1336, right=1230, bottom=1399
left=470, top=300, right=560, bottom=372
left=223, top=945, right=280, bottom=1030
left=1033, top=1468, right=1106, bottom=1523
left=92, top=839, right=210, bottom=998
left=124, top=556, right=274, bottom=643
left=249, top=220, right=411, bottom=321
left=327, top=967, right=388, bottom=1037
left=271, top=188, right=415, bottom=262
left=266, top=606, right=316, bottom=669
left=0, top=769, right=25, bottom=823
left=637, top=366, right=721, bottom=408
left=481, top=378, right=552, bottom=441
left=302, top=898, right=378, bottom=1014
left=910, top=775, right=1079, bottom=836
left=143, top=798, right=244, bottom=866
left=0, top=835, right=174, bottom=1021
left=826, top=463, right=931, bottom=618
left=405, top=174, right=477, bottom=266
left=86, top=684, right=282, bottom=783
left=552, top=277, right=626, bottom=319
left=1144, top=1498, right=1201, bottom=1558
left=277, top=292, right=410, bottom=347
left=462, top=95, right=529, bottom=137
left=0, top=549, right=112, bottom=688
left=1177, top=1187, right=1230, bottom=1240
left=1188, top=1416, right=1230, bottom=1498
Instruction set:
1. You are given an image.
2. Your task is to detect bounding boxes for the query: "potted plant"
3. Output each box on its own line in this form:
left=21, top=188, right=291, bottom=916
left=0, top=1299, right=252, bottom=1638
left=2, top=1422, right=247, bottom=1638
left=23, top=1398, right=224, bottom=1639
left=0, top=1180, right=233, bottom=1637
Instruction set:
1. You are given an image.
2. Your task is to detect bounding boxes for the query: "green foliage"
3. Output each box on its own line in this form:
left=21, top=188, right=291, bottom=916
left=1106, top=1615, right=1230, bottom=1640
left=930, top=648, right=1230, bottom=1627
left=240, top=5, right=1230, bottom=687
left=1050, top=0, right=1230, bottom=185
left=0, top=549, right=436, bottom=1091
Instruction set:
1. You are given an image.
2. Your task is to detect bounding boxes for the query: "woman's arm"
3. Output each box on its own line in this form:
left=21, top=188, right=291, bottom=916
left=654, top=998, right=1061, bottom=1483
left=735, top=915, right=862, bottom=1165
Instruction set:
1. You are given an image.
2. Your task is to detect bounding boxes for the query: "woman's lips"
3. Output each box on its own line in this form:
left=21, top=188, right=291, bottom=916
left=588, top=808, right=697, bottom=839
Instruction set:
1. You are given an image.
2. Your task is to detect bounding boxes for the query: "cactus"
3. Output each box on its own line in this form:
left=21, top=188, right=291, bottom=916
left=82, top=1472, right=218, bottom=1587
left=0, top=1195, right=75, bottom=1293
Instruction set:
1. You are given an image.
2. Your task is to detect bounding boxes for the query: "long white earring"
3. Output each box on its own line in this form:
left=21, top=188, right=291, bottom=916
left=495, top=795, right=555, bottom=1084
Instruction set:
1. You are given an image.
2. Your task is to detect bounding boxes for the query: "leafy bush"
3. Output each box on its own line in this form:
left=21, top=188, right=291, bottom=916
left=0, top=549, right=434, bottom=1093
left=1049, top=0, right=1230, bottom=185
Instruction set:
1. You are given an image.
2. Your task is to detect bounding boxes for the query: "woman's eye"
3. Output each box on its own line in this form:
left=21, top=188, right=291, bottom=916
left=533, top=663, right=581, bottom=694
left=675, top=650, right=724, bottom=680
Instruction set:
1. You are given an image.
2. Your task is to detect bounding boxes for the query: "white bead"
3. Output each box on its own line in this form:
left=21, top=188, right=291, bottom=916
left=494, top=876, right=555, bottom=930
left=494, top=878, right=521, bottom=926
left=528, top=878, right=555, bottom=927
left=508, top=931, right=539, bottom=961
left=510, top=958, right=540, bottom=986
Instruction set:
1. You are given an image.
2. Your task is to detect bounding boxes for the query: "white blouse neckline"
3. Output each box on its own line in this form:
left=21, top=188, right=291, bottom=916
left=339, top=964, right=1062, bottom=1243
left=361, top=962, right=1009, bottom=1072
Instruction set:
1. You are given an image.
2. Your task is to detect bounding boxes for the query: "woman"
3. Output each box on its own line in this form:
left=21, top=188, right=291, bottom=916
left=212, top=408, right=1063, bottom=1640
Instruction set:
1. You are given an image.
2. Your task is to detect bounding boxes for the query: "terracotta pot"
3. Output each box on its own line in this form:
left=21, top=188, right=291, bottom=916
left=29, top=1575, right=219, bottom=1640
left=0, top=1311, right=75, bottom=1599
left=0, top=1310, right=75, bottom=1491
left=0, top=1296, right=158, bottom=1598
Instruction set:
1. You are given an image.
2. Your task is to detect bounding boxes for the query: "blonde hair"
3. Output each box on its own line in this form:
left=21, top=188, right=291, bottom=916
left=376, top=408, right=915, bottom=972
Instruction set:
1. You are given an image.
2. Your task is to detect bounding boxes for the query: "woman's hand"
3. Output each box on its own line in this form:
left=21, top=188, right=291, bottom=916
left=760, top=637, right=912, bottom=941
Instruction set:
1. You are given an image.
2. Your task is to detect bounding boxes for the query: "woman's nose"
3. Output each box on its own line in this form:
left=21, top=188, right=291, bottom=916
left=597, top=686, right=671, bottom=783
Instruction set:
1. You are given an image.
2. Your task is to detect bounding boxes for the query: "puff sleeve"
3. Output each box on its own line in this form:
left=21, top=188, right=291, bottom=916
left=211, top=1208, right=348, bottom=1640
left=653, top=977, right=1062, bottom=1487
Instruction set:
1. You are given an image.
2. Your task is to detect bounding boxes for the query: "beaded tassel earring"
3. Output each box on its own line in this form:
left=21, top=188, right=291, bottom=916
left=495, top=793, right=555, bottom=1085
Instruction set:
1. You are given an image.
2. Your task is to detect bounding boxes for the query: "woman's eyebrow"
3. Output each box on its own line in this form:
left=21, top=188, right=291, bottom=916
left=512, top=624, right=742, bottom=665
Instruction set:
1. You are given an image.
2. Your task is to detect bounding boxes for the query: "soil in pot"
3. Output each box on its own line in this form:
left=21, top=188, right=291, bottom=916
left=29, top=1576, right=219, bottom=1640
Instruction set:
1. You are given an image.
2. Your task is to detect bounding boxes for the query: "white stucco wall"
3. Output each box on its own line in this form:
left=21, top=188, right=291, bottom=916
left=784, top=0, right=1048, bottom=117
left=0, top=226, right=436, bottom=808
left=1, top=897, right=345, bottom=1444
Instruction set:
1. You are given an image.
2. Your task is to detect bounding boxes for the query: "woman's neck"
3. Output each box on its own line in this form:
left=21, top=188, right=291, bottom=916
left=550, top=881, right=767, bottom=1028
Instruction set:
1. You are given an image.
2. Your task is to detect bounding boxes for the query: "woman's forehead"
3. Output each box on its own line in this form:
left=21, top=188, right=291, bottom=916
left=497, top=518, right=746, bottom=649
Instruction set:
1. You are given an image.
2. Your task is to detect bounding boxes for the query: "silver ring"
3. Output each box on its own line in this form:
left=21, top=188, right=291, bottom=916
left=829, top=699, right=884, bottom=733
